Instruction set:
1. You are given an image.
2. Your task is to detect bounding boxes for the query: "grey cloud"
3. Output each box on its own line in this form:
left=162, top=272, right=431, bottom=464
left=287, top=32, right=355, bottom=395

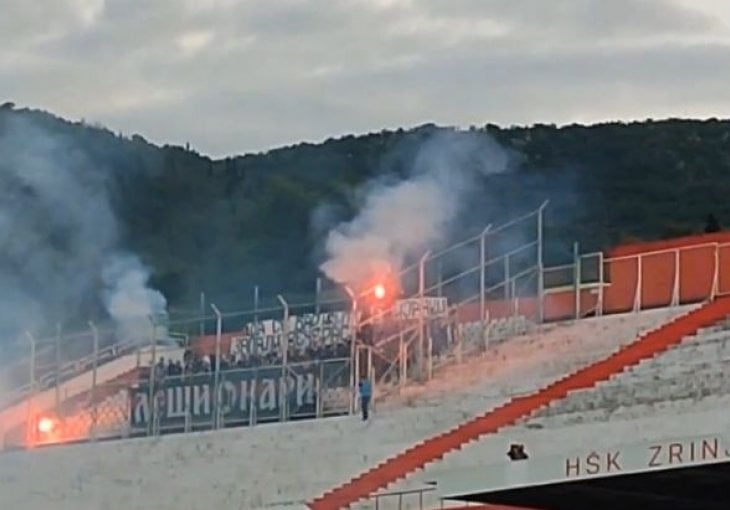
left=421, top=0, right=717, bottom=37
left=1, top=0, right=729, bottom=156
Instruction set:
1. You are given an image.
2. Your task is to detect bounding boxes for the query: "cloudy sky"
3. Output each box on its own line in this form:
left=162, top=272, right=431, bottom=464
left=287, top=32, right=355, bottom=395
left=2, top=0, right=730, bottom=157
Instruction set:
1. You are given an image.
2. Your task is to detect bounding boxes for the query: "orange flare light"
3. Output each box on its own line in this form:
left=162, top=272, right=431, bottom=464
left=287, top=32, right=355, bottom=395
left=37, top=417, right=56, bottom=434
left=374, top=284, right=386, bottom=300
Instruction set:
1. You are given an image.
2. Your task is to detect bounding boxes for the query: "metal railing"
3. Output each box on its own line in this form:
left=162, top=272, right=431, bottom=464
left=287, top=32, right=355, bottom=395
left=359, top=485, right=438, bottom=510
left=8, top=204, right=728, bottom=450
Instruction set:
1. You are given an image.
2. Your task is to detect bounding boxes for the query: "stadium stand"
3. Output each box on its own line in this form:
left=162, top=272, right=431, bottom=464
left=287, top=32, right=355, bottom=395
left=0, top=305, right=696, bottom=510
left=527, top=312, right=730, bottom=428
left=308, top=298, right=730, bottom=509
left=4, top=220, right=730, bottom=509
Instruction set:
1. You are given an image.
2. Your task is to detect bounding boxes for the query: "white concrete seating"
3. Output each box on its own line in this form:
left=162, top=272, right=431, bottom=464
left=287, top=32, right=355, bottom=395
left=459, top=315, right=534, bottom=350
left=528, top=314, right=730, bottom=428
left=0, top=307, right=690, bottom=510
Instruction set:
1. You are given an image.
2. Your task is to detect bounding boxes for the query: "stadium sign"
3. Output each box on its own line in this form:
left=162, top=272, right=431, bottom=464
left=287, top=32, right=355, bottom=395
left=438, top=433, right=730, bottom=500
left=563, top=435, right=730, bottom=478
left=130, top=359, right=351, bottom=431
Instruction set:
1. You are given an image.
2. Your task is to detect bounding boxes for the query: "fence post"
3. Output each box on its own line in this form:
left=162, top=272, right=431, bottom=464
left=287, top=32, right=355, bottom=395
left=25, top=331, right=36, bottom=449
left=344, top=286, right=358, bottom=414
left=574, top=242, right=581, bottom=320
left=210, top=304, right=223, bottom=429
left=88, top=321, right=100, bottom=442
left=199, top=292, right=206, bottom=337
left=418, top=250, right=431, bottom=382
left=276, top=295, right=289, bottom=422
left=536, top=200, right=549, bottom=324
left=399, top=327, right=406, bottom=389
left=479, top=225, right=492, bottom=341
left=249, top=371, right=257, bottom=427
left=634, top=254, right=643, bottom=312
left=712, top=243, right=720, bottom=300
left=55, top=323, right=62, bottom=410
left=597, top=251, right=605, bottom=317
left=672, top=248, right=680, bottom=307
left=316, top=361, right=324, bottom=418
left=315, top=277, right=322, bottom=315
left=147, top=315, right=158, bottom=437
left=504, top=255, right=510, bottom=300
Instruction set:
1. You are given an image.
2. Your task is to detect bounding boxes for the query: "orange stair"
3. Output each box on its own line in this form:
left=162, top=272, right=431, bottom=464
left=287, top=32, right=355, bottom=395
left=308, top=298, right=730, bottom=509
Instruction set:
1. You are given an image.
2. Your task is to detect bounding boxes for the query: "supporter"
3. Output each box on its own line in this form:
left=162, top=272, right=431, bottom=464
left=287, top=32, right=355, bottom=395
left=154, top=357, right=166, bottom=381
left=358, top=376, right=372, bottom=421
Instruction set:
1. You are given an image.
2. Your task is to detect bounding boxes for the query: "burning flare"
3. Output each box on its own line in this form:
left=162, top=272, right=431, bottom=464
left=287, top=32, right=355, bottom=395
left=373, top=283, right=386, bottom=300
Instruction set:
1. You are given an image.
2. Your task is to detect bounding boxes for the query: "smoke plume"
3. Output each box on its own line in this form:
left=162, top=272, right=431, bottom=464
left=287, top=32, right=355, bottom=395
left=320, top=130, right=513, bottom=292
left=102, top=254, right=168, bottom=346
left=0, top=114, right=167, bottom=355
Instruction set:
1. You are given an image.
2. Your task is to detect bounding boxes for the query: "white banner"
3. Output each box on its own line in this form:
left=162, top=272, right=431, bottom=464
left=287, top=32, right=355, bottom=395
left=230, top=311, right=355, bottom=357
left=393, top=297, right=448, bottom=320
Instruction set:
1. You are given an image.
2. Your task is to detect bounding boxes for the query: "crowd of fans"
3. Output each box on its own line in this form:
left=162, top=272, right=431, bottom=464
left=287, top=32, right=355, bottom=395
left=152, top=340, right=352, bottom=381
left=149, top=316, right=454, bottom=384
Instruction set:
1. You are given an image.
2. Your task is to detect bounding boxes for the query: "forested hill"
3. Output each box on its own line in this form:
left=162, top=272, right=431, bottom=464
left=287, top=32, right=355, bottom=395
left=3, top=102, right=730, bottom=316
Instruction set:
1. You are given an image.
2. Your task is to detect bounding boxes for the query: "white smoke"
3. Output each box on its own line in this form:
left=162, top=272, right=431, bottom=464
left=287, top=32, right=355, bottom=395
left=320, top=130, right=512, bottom=291
left=0, top=113, right=167, bottom=356
left=102, top=254, right=168, bottom=345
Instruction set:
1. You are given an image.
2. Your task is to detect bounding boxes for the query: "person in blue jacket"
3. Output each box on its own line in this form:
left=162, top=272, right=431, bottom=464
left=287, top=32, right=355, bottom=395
left=358, top=376, right=372, bottom=420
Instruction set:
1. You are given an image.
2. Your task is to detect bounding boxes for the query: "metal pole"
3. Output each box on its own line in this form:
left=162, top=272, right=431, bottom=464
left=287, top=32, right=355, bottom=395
left=537, top=200, right=549, bottom=324
left=315, top=277, right=322, bottom=315
left=713, top=243, right=720, bottom=300
left=597, top=252, right=605, bottom=317
left=634, top=254, right=643, bottom=312
left=88, top=322, right=99, bottom=442
left=399, top=327, right=406, bottom=389
left=504, top=255, right=510, bottom=300
left=199, top=292, right=205, bottom=337
left=276, top=295, right=289, bottom=422
left=343, top=286, right=358, bottom=415
left=211, top=304, right=223, bottom=429
left=254, top=286, right=260, bottom=323
left=147, top=315, right=158, bottom=437
left=25, top=332, right=36, bottom=449
left=418, top=250, right=431, bottom=381
left=479, top=225, right=492, bottom=333
left=574, top=242, right=581, bottom=320
left=54, top=324, right=62, bottom=410
left=672, top=248, right=680, bottom=307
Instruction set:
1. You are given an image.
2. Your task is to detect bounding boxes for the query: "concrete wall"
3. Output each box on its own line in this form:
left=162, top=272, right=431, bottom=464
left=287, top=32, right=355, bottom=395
left=403, top=406, right=730, bottom=508
left=0, top=308, right=684, bottom=510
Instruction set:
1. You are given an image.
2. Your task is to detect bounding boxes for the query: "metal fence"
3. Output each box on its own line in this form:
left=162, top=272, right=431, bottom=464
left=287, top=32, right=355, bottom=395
left=9, top=358, right=351, bottom=449
left=5, top=203, right=728, bottom=450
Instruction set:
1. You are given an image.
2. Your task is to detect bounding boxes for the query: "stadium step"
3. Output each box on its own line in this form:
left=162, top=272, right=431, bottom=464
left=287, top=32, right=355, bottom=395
left=307, top=297, right=730, bottom=510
